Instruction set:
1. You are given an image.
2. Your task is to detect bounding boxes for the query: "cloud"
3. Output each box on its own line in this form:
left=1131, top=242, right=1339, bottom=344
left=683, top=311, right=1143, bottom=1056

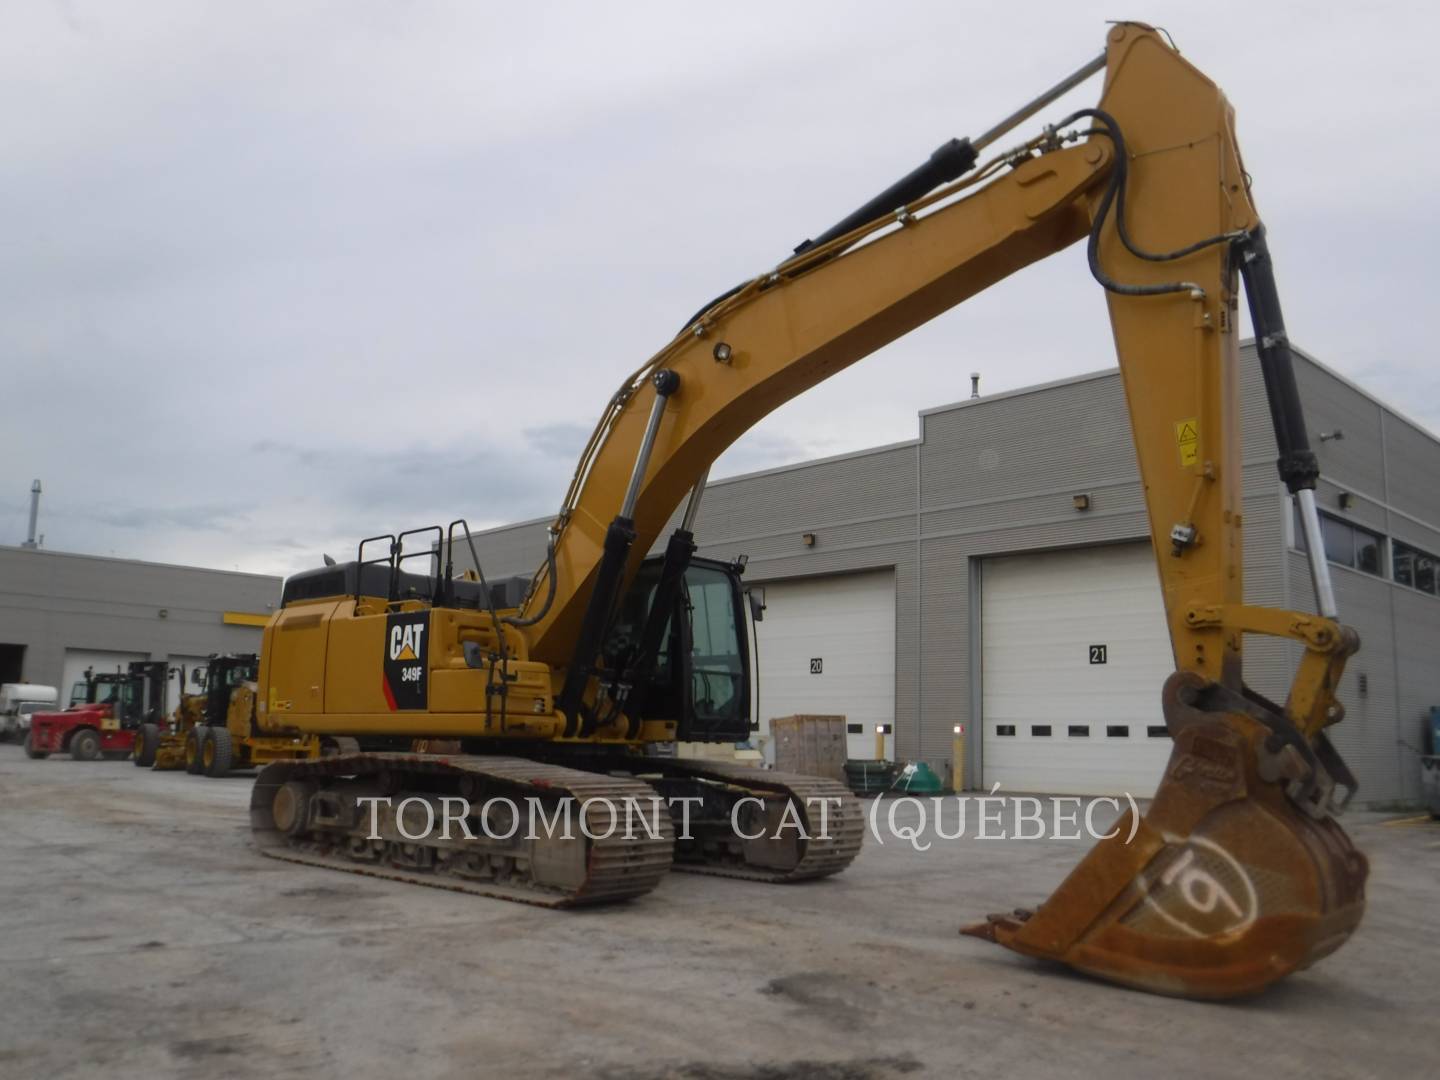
left=76, top=503, right=248, bottom=532
left=525, top=422, right=593, bottom=459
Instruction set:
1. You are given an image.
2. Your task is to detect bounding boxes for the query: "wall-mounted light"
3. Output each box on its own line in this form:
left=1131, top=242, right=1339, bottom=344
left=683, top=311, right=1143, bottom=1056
left=801, top=532, right=816, bottom=547
left=1072, top=493, right=1091, bottom=511
left=157, top=608, right=169, bottom=619
left=1338, top=491, right=1354, bottom=510
left=1318, top=429, right=1345, bottom=443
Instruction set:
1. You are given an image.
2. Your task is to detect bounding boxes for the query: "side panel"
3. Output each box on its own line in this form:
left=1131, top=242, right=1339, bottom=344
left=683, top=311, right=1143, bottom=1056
left=324, top=607, right=392, bottom=715
left=263, top=601, right=340, bottom=717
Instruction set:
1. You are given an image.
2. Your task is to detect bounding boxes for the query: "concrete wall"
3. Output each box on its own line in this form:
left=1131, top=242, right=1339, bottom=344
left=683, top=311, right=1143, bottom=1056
left=0, top=545, right=282, bottom=692
left=459, top=344, right=1440, bottom=805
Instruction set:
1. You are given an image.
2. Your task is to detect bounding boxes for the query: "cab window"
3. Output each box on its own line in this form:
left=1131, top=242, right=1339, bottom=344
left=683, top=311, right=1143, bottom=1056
left=684, top=564, right=745, bottom=728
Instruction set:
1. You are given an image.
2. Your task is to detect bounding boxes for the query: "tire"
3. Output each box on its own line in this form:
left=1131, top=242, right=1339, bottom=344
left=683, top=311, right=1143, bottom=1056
left=185, top=727, right=206, bottom=775
left=204, top=727, right=234, bottom=777
left=70, top=729, right=102, bottom=762
left=133, top=723, right=160, bottom=768
left=23, top=733, right=49, bottom=760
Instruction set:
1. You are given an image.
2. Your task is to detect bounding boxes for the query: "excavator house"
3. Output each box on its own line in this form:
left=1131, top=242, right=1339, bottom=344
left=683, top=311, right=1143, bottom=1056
left=248, top=23, right=1367, bottom=1000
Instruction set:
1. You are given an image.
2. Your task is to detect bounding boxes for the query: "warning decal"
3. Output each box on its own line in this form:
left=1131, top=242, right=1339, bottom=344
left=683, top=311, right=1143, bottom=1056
left=1174, top=418, right=1200, bottom=467
left=383, top=611, right=429, bottom=711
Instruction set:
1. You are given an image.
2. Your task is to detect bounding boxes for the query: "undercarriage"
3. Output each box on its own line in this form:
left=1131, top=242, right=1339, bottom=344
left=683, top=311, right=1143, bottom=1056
left=251, top=752, right=863, bottom=907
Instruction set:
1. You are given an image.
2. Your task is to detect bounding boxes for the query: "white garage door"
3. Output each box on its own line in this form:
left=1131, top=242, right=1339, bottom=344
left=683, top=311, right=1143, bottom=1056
left=62, top=648, right=147, bottom=706
left=982, top=543, right=1175, bottom=797
left=751, top=569, right=895, bottom=763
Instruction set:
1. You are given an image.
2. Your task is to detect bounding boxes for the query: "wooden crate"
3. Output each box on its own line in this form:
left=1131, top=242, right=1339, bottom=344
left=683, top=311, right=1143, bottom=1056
left=771, top=714, right=847, bottom=781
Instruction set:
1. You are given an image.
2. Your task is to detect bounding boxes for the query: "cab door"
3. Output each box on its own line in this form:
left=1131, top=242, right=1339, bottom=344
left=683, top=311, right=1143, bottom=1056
left=677, top=560, right=752, bottom=742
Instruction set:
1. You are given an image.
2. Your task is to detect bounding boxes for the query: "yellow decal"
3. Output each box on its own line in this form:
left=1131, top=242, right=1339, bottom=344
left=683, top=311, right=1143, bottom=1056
left=1175, top=418, right=1200, bottom=466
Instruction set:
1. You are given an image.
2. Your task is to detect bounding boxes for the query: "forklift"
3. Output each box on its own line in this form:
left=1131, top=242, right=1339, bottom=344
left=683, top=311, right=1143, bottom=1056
left=25, top=661, right=169, bottom=761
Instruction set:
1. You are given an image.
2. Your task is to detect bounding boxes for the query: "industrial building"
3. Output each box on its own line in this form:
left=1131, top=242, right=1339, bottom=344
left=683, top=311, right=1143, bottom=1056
left=4, top=343, right=1433, bottom=807
left=0, top=545, right=280, bottom=710
left=464, top=342, right=1440, bottom=807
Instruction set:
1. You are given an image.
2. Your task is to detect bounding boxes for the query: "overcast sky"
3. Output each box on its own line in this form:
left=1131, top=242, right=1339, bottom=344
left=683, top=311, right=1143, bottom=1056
left=3, top=1, right=1435, bottom=577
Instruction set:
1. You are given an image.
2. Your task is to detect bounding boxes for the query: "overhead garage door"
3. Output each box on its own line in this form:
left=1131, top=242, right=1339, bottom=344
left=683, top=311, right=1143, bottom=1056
left=62, top=648, right=147, bottom=706
left=751, top=569, right=895, bottom=763
left=982, top=543, right=1174, bottom=797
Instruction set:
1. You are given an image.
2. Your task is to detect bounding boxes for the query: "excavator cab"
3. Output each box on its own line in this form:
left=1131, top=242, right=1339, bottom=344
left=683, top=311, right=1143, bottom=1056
left=602, top=555, right=752, bottom=742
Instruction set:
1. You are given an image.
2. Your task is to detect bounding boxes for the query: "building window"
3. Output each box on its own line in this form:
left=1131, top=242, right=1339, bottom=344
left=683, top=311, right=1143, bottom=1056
left=1294, top=504, right=1384, bottom=576
left=1393, top=540, right=1440, bottom=596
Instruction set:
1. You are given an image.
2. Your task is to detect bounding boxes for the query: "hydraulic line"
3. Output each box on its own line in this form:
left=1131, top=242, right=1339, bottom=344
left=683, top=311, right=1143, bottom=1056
left=1057, top=107, right=1244, bottom=296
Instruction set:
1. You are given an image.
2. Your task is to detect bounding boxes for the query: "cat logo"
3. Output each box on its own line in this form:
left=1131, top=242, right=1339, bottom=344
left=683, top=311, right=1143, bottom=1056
left=382, top=611, right=429, bottom=711
left=389, top=621, right=425, bottom=662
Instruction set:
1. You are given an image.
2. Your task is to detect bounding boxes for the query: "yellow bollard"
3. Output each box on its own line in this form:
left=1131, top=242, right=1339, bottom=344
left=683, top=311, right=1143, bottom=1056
left=952, top=723, right=966, bottom=792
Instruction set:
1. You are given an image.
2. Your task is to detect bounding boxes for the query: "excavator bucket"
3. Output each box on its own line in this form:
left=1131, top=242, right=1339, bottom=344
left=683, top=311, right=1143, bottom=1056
left=963, top=673, right=1368, bottom=1000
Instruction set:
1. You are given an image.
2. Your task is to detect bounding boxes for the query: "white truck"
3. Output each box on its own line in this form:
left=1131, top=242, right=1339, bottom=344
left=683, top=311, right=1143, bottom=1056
left=0, top=683, right=59, bottom=741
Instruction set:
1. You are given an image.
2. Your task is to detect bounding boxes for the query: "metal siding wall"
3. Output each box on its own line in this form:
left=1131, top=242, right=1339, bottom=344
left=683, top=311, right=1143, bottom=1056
left=922, top=373, right=1137, bottom=506
left=1238, top=342, right=1278, bottom=458
left=1391, top=589, right=1440, bottom=802
left=1240, top=479, right=1291, bottom=706
left=1247, top=346, right=1427, bottom=805
left=1385, top=415, right=1440, bottom=528
left=695, top=446, right=917, bottom=541
left=1239, top=345, right=1307, bottom=705
left=1293, top=553, right=1402, bottom=802
left=1292, top=358, right=1386, bottom=496
left=445, top=519, right=553, bottom=580
left=912, top=534, right=965, bottom=764
left=0, top=546, right=280, bottom=694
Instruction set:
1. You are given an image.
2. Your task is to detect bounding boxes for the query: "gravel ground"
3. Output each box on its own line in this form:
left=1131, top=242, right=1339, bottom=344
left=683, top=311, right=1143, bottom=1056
left=0, top=741, right=1435, bottom=1080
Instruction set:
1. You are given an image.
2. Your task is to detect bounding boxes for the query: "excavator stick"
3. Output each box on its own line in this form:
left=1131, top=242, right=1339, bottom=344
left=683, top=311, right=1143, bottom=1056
left=960, top=23, right=1369, bottom=998
left=963, top=673, right=1369, bottom=999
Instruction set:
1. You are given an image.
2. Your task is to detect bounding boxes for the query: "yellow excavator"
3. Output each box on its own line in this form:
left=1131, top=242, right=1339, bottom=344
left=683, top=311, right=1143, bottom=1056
left=249, top=23, right=1367, bottom=999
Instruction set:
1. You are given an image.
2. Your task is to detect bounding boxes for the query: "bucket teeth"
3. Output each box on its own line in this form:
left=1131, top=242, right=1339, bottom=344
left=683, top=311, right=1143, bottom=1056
left=960, top=677, right=1368, bottom=1000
